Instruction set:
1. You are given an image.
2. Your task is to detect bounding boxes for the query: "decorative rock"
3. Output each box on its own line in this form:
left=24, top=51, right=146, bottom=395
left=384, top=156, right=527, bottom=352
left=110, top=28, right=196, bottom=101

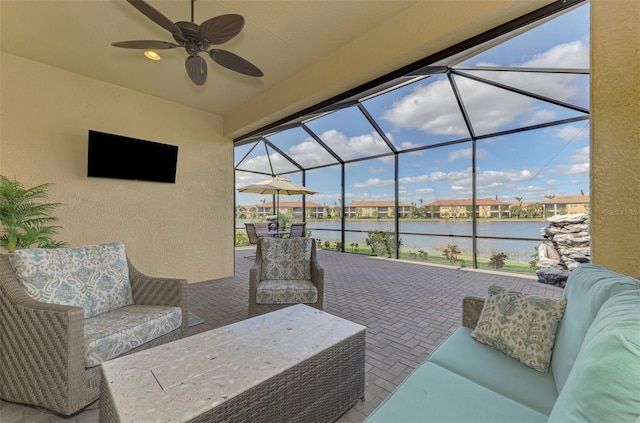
left=539, top=242, right=561, bottom=261
left=537, top=269, right=571, bottom=287
left=547, top=213, right=589, bottom=225
left=536, top=213, right=591, bottom=273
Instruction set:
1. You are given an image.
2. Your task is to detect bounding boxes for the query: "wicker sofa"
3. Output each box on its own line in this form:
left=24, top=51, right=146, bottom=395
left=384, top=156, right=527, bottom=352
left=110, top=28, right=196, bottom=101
left=365, top=263, right=640, bottom=422
left=0, top=242, right=188, bottom=416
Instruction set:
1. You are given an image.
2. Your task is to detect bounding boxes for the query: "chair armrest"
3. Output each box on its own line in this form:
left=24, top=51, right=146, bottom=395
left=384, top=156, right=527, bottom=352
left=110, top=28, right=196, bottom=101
left=249, top=260, right=262, bottom=306
left=310, top=240, right=324, bottom=304
left=0, top=255, right=86, bottom=414
left=127, top=258, right=189, bottom=331
left=462, top=296, right=485, bottom=329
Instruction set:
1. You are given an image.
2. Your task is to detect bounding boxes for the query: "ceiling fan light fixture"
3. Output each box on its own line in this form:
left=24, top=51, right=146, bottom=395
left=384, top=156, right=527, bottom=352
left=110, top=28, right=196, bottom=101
left=114, top=0, right=263, bottom=85
left=144, top=50, right=161, bottom=60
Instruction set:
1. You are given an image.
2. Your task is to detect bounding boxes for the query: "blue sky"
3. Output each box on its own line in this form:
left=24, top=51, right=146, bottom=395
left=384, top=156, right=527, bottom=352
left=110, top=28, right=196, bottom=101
left=236, top=3, right=590, bottom=209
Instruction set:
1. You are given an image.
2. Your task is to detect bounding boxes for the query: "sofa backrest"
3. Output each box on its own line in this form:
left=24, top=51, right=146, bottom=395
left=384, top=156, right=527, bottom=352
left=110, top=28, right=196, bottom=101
left=260, top=237, right=313, bottom=280
left=548, top=286, right=640, bottom=421
left=9, top=242, right=134, bottom=318
left=551, top=263, right=640, bottom=392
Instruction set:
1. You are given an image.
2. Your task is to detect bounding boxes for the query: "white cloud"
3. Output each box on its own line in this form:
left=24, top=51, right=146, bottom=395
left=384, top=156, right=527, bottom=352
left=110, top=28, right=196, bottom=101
left=552, top=146, right=589, bottom=177
left=382, top=79, right=469, bottom=136
left=522, top=109, right=558, bottom=126
left=416, top=188, right=435, bottom=195
left=399, top=175, right=430, bottom=185
left=381, top=40, right=589, bottom=138
left=288, top=138, right=335, bottom=167
left=553, top=124, right=590, bottom=142
left=321, top=129, right=391, bottom=159
left=351, top=178, right=395, bottom=189
left=522, top=40, right=589, bottom=69
left=448, top=147, right=488, bottom=162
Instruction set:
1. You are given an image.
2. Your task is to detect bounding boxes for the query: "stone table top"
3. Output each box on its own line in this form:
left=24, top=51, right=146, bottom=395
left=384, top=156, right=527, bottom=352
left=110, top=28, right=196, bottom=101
left=100, top=304, right=366, bottom=422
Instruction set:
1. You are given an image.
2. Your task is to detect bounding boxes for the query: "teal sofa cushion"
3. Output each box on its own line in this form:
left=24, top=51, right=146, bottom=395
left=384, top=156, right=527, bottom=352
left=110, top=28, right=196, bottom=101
left=551, top=263, right=640, bottom=391
left=365, top=361, right=548, bottom=423
left=549, top=289, right=640, bottom=422
left=430, top=327, right=558, bottom=416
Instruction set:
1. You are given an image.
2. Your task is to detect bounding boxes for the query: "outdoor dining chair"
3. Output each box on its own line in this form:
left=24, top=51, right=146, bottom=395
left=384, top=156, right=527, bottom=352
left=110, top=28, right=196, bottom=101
left=289, top=222, right=306, bottom=238
left=244, top=223, right=260, bottom=259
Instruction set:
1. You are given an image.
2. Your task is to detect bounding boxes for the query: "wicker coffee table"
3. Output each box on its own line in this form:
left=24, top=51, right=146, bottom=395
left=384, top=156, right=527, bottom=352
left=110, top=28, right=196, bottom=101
left=100, top=305, right=366, bottom=423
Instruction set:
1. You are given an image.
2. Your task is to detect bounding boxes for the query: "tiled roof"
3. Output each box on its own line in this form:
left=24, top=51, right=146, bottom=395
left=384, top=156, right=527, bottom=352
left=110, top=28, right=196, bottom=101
left=423, top=198, right=510, bottom=206
left=344, top=201, right=411, bottom=207
left=540, top=195, right=590, bottom=204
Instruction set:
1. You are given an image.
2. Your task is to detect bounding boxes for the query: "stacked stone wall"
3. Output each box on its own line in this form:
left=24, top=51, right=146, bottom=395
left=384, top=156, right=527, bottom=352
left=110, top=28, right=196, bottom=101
left=538, top=213, right=590, bottom=270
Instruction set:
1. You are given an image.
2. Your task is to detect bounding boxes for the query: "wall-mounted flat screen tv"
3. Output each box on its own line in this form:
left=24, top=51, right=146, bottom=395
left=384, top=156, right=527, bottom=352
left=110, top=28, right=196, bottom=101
left=87, top=130, right=178, bottom=183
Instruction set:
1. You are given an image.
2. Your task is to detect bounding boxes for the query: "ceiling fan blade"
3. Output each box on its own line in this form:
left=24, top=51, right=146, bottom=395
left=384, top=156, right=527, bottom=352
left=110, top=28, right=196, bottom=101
left=126, top=0, right=182, bottom=36
left=186, top=56, right=208, bottom=86
left=199, top=14, right=245, bottom=45
left=209, top=49, right=263, bottom=77
left=112, top=40, right=179, bottom=50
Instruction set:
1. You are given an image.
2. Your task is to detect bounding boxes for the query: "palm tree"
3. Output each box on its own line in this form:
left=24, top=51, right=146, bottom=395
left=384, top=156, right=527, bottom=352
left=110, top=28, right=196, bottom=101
left=0, top=176, right=67, bottom=252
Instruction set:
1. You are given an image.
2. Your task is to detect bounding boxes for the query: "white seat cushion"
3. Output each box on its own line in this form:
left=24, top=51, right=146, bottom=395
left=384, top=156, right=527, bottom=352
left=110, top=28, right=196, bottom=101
left=256, top=279, right=318, bottom=304
left=84, top=304, right=181, bottom=367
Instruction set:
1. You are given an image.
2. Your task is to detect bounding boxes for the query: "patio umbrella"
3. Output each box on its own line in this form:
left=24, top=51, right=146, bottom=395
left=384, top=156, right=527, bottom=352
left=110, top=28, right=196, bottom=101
left=238, top=176, right=317, bottom=230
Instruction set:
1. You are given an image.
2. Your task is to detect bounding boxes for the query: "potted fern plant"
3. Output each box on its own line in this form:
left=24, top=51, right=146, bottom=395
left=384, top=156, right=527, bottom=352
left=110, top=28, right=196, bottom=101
left=0, top=175, right=67, bottom=253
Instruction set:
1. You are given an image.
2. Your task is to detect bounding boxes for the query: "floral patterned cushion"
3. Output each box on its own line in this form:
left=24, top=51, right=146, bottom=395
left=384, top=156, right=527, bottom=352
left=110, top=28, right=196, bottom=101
left=260, top=238, right=313, bottom=281
left=471, top=285, right=567, bottom=372
left=10, top=242, right=133, bottom=318
left=84, top=305, right=182, bottom=367
left=256, top=279, right=318, bottom=304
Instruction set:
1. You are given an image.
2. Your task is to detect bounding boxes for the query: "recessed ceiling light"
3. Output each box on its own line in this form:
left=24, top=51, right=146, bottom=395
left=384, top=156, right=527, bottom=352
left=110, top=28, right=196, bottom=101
left=144, top=51, right=161, bottom=61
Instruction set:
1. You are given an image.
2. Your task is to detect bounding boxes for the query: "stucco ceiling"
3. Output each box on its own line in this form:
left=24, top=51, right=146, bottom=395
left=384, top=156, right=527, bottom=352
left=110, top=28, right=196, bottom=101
left=0, top=0, right=420, bottom=117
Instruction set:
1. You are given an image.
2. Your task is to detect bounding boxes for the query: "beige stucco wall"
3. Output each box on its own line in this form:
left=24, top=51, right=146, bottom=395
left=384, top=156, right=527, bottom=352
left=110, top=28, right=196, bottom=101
left=590, top=1, right=640, bottom=277
left=0, top=53, right=234, bottom=282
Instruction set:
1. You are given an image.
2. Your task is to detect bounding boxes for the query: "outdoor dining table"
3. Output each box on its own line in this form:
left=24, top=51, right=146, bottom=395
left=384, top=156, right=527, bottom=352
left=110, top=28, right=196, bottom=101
left=257, top=230, right=290, bottom=238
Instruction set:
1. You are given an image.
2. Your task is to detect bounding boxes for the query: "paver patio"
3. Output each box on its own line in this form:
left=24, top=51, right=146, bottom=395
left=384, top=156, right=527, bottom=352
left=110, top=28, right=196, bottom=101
left=0, top=247, right=563, bottom=423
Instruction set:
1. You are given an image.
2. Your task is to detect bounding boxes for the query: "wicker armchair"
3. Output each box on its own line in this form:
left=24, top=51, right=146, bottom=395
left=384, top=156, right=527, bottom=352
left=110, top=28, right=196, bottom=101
left=462, top=296, right=485, bottom=328
left=249, top=237, right=323, bottom=317
left=0, top=253, right=188, bottom=415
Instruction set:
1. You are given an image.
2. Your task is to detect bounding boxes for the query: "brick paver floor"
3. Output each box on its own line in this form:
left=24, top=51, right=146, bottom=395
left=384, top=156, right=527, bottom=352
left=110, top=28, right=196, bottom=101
left=1, top=247, right=563, bottom=423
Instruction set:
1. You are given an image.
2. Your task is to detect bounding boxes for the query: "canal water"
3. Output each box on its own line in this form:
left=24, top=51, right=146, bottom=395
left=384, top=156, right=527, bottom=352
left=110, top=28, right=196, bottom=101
left=306, top=220, right=546, bottom=262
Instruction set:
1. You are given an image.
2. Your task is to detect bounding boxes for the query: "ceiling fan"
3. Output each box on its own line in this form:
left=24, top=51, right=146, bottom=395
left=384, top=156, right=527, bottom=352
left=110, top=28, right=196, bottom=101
left=112, top=0, right=263, bottom=86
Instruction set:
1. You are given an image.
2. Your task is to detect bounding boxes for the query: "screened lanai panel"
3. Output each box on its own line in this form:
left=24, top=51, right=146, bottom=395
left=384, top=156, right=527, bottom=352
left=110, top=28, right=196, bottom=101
left=453, top=75, right=588, bottom=136
left=304, top=107, right=393, bottom=161
left=305, top=165, right=341, bottom=220
left=265, top=127, right=338, bottom=168
left=398, top=144, right=472, bottom=236
left=235, top=170, right=269, bottom=216
left=460, top=71, right=590, bottom=111
left=235, top=140, right=299, bottom=175
left=475, top=120, right=590, bottom=238
left=456, top=3, right=589, bottom=69
left=235, top=142, right=272, bottom=174
left=344, top=158, right=394, bottom=232
left=362, top=74, right=471, bottom=151
left=305, top=165, right=342, bottom=245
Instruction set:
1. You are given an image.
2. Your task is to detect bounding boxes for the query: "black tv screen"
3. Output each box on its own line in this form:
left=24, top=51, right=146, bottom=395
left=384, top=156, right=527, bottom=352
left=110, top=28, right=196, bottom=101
left=87, top=130, right=178, bottom=183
